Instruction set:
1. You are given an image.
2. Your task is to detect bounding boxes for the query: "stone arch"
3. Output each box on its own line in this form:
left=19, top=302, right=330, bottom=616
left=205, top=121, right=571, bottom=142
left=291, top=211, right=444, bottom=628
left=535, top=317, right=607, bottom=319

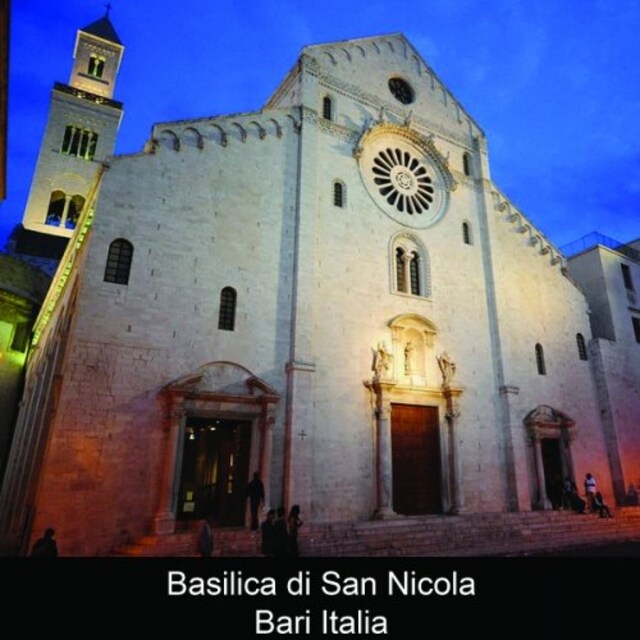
left=322, top=51, right=337, bottom=66
left=267, top=118, right=282, bottom=138
left=182, top=127, right=204, bottom=149
left=209, top=123, right=228, bottom=147
left=249, top=121, right=266, bottom=140
left=230, top=122, right=247, bottom=142
left=158, top=129, right=180, bottom=151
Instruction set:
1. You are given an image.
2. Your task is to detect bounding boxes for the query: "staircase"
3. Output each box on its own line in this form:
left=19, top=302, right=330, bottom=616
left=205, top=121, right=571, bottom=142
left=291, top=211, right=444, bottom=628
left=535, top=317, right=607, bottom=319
left=115, top=507, right=640, bottom=557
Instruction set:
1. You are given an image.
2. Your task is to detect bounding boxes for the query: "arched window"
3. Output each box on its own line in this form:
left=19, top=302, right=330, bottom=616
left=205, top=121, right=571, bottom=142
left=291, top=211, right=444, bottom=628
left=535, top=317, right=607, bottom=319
left=409, top=252, right=420, bottom=295
left=462, top=221, right=472, bottom=245
left=218, top=287, right=237, bottom=331
left=391, top=233, right=430, bottom=297
left=576, top=333, right=588, bottom=361
left=66, top=195, right=85, bottom=230
left=104, top=239, right=134, bottom=285
left=322, top=95, right=333, bottom=121
left=535, top=343, right=546, bottom=375
left=88, top=54, right=105, bottom=79
left=463, top=152, right=471, bottom=177
left=61, top=125, right=98, bottom=160
left=333, top=181, right=345, bottom=208
left=46, top=190, right=66, bottom=226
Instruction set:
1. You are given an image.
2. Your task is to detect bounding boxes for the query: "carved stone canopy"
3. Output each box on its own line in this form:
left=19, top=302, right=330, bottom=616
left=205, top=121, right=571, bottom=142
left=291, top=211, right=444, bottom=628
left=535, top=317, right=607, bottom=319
left=163, top=361, right=280, bottom=403
left=524, top=405, right=575, bottom=440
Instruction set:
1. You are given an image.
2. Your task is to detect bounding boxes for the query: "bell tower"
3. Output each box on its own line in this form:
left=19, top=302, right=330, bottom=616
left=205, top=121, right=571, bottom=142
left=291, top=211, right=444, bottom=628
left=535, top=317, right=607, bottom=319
left=21, top=13, right=124, bottom=237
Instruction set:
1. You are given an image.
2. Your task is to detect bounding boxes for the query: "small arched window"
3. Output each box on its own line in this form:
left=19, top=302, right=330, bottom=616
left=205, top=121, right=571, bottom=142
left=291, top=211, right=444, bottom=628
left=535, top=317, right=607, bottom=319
left=322, top=96, right=333, bottom=121
left=576, top=333, right=588, bottom=361
left=535, top=343, right=546, bottom=375
left=104, top=238, right=134, bottom=285
left=46, top=190, right=66, bottom=226
left=218, top=287, right=237, bottom=331
left=462, top=222, right=472, bottom=245
left=333, top=181, right=345, bottom=208
left=463, top=152, right=471, bottom=177
left=391, top=233, right=430, bottom=297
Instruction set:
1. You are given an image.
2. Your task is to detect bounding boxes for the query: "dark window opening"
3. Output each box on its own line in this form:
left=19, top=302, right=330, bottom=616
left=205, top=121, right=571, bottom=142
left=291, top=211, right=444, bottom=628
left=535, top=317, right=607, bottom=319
left=87, top=55, right=105, bottom=79
left=61, top=125, right=98, bottom=160
left=576, top=333, right=588, bottom=360
left=633, top=317, right=640, bottom=344
left=104, top=239, right=134, bottom=285
left=218, top=287, right=237, bottom=331
left=46, top=190, right=66, bottom=226
left=535, top=343, right=546, bottom=375
left=622, top=263, right=634, bottom=291
left=396, top=248, right=406, bottom=292
left=463, top=152, right=471, bottom=177
left=462, top=222, right=471, bottom=245
left=409, top=252, right=420, bottom=295
left=322, top=96, right=333, bottom=120
left=333, top=181, right=344, bottom=207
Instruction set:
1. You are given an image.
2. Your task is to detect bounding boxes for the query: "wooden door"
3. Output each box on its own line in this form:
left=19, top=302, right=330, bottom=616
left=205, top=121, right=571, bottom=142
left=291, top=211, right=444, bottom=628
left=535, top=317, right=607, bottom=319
left=391, top=404, right=441, bottom=514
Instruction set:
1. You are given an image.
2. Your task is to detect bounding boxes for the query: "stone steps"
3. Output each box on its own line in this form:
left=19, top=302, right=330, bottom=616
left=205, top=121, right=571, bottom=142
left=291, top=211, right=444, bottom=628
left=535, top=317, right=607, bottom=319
left=114, top=507, right=640, bottom=557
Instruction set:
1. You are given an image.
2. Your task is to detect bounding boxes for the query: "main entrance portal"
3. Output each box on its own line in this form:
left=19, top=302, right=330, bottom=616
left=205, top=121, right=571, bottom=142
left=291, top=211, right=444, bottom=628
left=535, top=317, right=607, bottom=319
left=391, top=404, right=441, bottom=514
left=177, top=417, right=251, bottom=526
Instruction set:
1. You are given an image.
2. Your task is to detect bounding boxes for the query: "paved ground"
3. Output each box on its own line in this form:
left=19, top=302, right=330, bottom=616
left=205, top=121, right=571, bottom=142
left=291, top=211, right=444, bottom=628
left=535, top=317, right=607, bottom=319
left=530, top=540, right=640, bottom=556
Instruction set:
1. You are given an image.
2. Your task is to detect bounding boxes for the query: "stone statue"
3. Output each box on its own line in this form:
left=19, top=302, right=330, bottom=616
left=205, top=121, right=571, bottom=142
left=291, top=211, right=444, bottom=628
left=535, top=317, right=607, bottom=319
left=437, top=351, right=456, bottom=386
left=404, top=341, right=414, bottom=374
left=373, top=342, right=392, bottom=379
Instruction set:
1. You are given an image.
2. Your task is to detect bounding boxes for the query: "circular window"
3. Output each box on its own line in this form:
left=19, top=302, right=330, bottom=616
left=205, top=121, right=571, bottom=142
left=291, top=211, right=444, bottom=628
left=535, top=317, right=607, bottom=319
left=388, top=77, right=414, bottom=104
left=372, top=148, right=434, bottom=214
left=358, top=132, right=449, bottom=229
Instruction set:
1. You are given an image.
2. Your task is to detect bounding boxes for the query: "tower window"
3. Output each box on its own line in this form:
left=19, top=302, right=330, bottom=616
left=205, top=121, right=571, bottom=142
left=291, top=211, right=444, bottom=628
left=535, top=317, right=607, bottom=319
left=87, top=54, right=105, bottom=79
left=104, top=239, right=134, bottom=285
left=218, top=287, right=237, bottom=331
left=45, top=191, right=85, bottom=229
left=333, top=181, right=345, bottom=208
left=322, top=96, right=333, bottom=121
left=462, top=221, right=472, bottom=245
left=576, top=333, right=588, bottom=360
left=62, top=125, right=99, bottom=160
left=535, top=343, right=546, bottom=375
left=621, top=264, right=634, bottom=291
left=463, top=152, right=471, bottom=177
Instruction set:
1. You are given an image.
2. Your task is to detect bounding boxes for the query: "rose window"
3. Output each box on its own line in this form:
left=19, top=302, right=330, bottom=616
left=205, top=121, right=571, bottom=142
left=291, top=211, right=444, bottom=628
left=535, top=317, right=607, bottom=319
left=372, top=148, right=435, bottom=215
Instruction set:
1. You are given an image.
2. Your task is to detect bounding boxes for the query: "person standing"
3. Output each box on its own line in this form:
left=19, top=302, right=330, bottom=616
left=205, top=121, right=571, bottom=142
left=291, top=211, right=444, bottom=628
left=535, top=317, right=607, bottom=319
left=584, top=473, right=597, bottom=512
left=246, top=472, right=265, bottom=531
left=196, top=515, right=215, bottom=557
left=287, top=505, right=303, bottom=557
left=30, top=528, right=58, bottom=557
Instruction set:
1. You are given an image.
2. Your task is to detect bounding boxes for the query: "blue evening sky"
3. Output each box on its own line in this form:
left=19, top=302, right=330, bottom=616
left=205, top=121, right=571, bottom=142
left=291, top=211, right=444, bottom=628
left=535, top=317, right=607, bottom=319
left=2, top=0, right=639, bottom=249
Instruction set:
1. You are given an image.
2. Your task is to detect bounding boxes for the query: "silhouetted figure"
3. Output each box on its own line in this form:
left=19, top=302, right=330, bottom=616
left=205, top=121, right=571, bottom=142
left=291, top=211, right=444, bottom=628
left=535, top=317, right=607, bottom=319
left=30, top=528, right=58, bottom=557
left=593, top=492, right=613, bottom=518
left=273, top=507, right=288, bottom=557
left=246, top=472, right=265, bottom=531
left=261, top=509, right=276, bottom=556
left=568, top=489, right=586, bottom=514
left=196, top=515, right=215, bottom=557
left=562, top=476, right=577, bottom=510
left=287, top=505, right=303, bottom=557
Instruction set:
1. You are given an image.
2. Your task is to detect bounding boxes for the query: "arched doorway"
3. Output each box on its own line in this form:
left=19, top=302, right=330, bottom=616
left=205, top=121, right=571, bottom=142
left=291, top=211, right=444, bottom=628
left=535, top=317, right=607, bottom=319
left=152, top=362, right=279, bottom=534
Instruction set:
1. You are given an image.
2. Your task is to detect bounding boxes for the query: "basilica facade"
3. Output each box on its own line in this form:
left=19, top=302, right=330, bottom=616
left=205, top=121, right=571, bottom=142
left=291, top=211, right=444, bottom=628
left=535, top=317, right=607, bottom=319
left=1, top=24, right=638, bottom=555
